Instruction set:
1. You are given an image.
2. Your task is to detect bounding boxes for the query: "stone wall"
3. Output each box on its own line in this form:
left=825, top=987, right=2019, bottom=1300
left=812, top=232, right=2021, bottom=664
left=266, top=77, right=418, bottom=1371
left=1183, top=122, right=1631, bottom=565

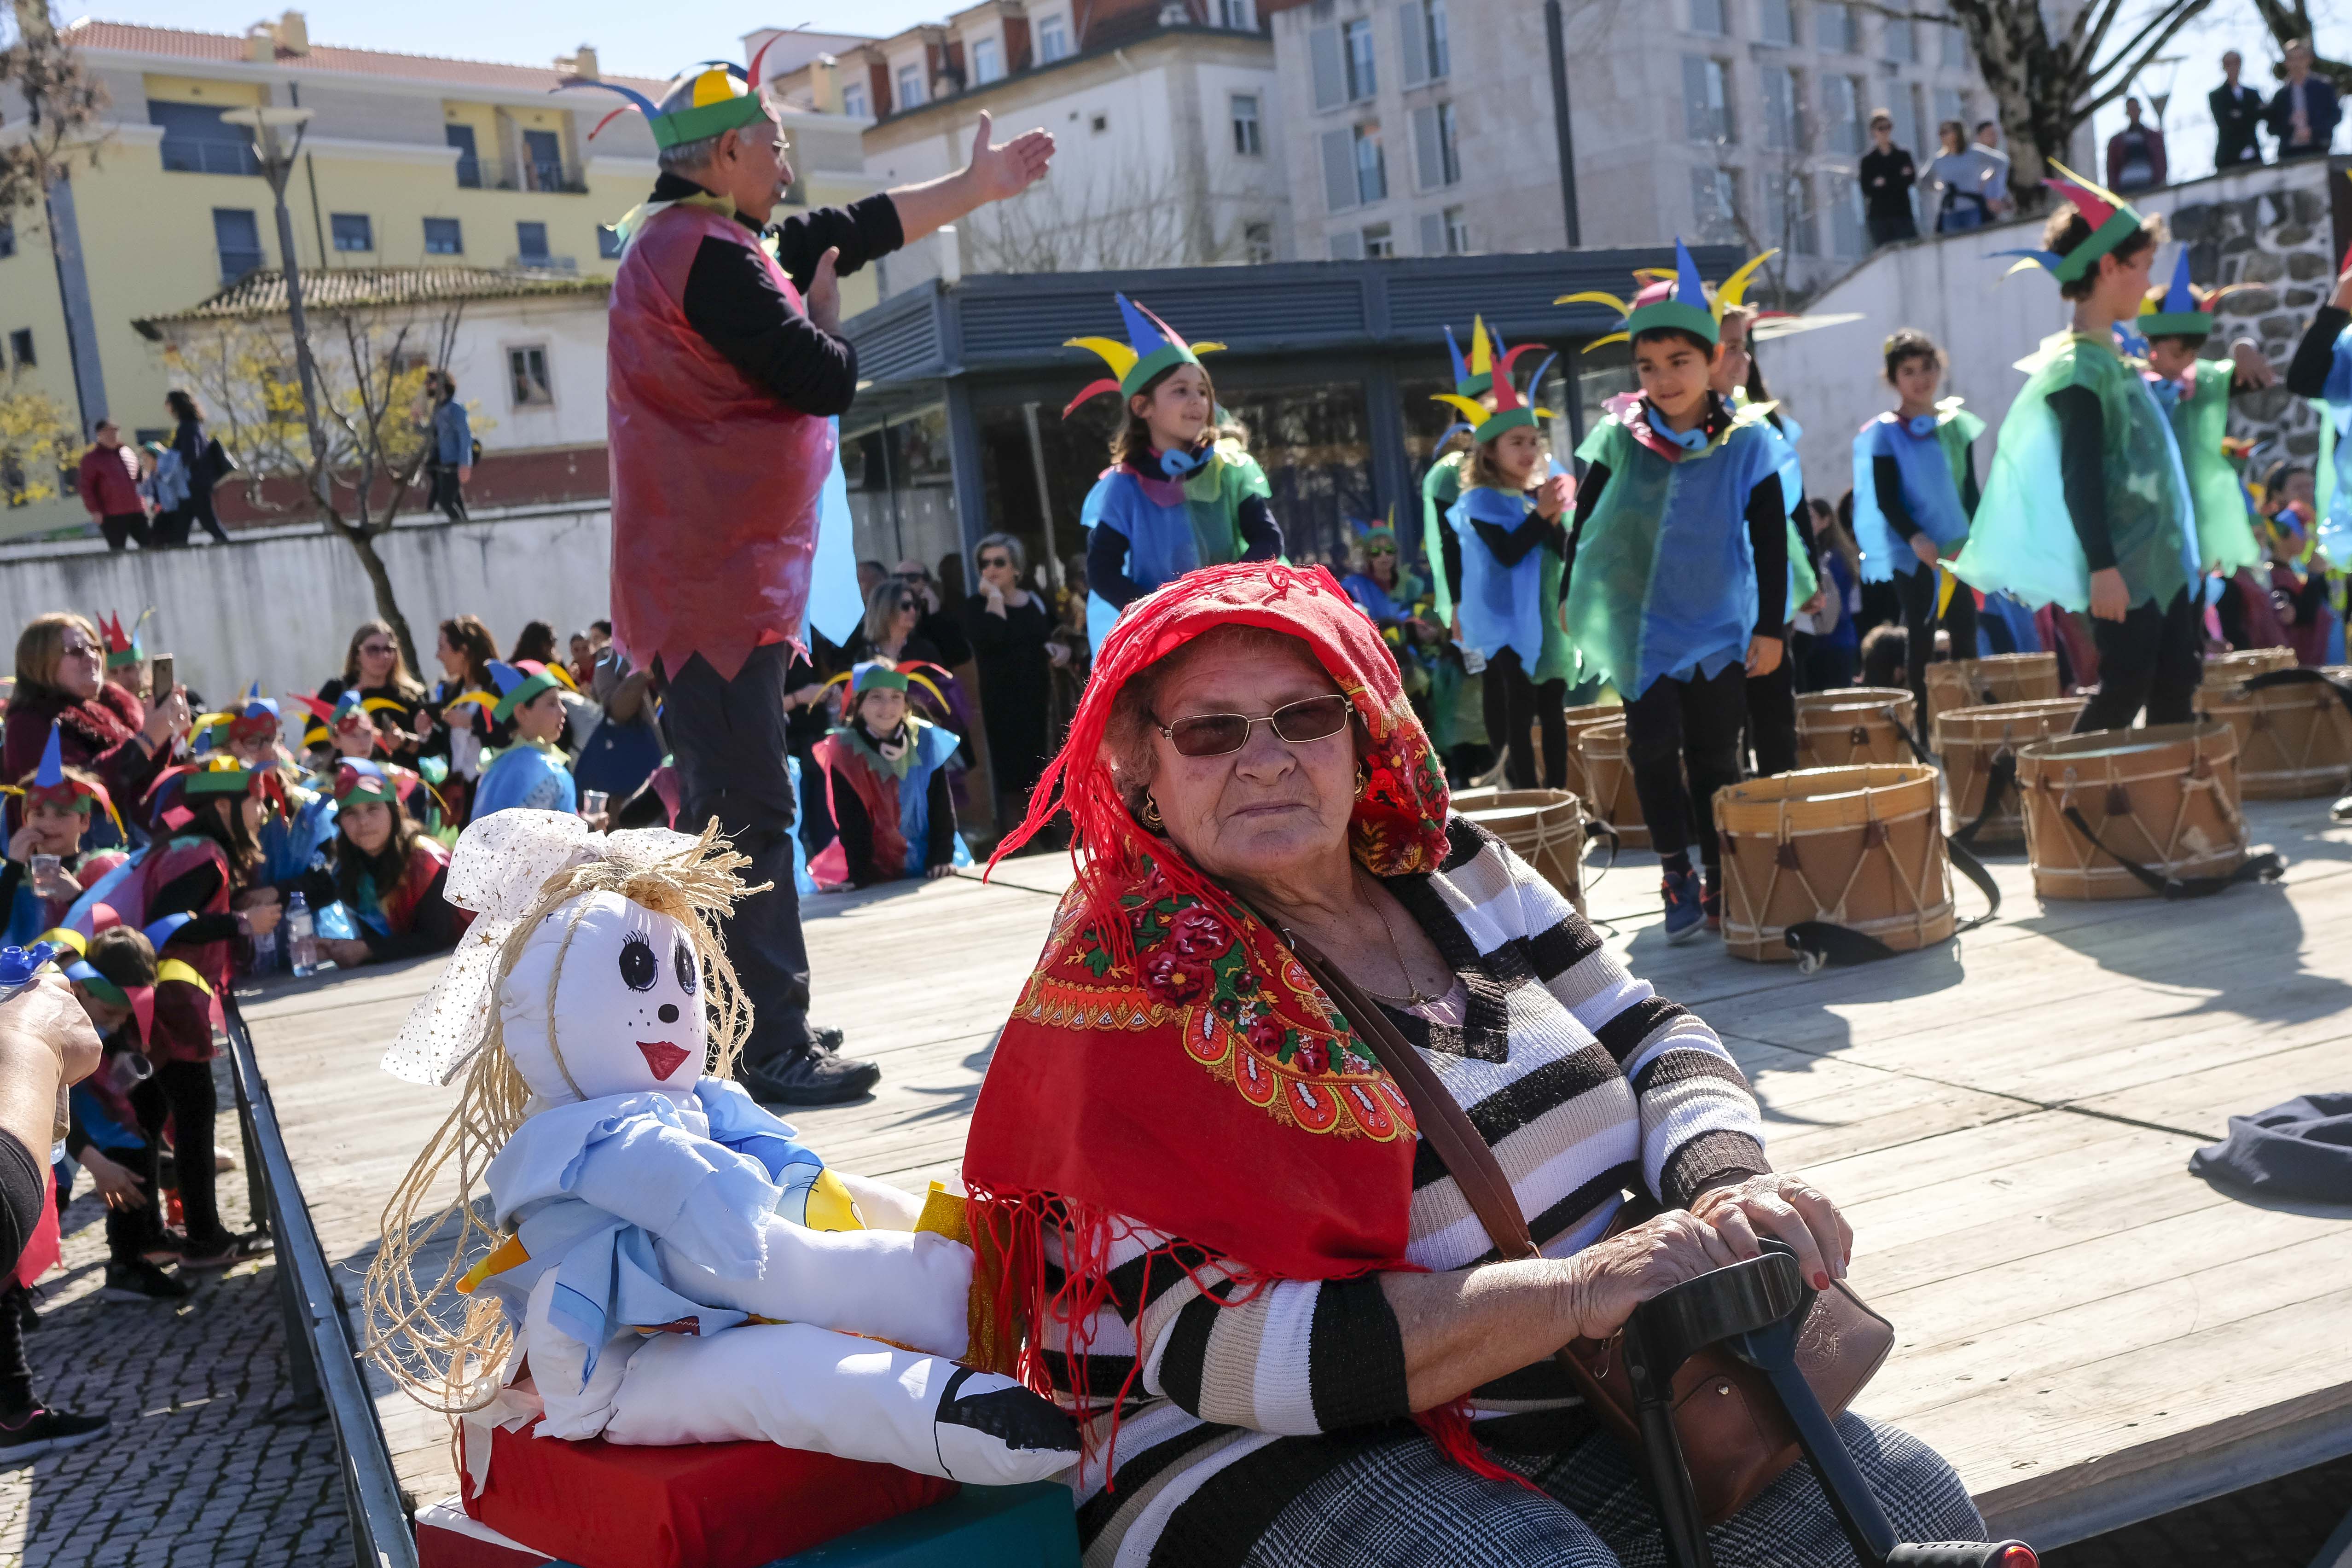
left=2180, top=180, right=2340, bottom=463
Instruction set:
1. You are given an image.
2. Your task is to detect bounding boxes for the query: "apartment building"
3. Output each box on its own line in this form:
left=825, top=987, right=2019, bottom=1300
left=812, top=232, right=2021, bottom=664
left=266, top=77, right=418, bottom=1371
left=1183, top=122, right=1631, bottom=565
left=0, top=12, right=876, bottom=534
left=1268, top=0, right=1999, bottom=296
left=772, top=0, right=1287, bottom=291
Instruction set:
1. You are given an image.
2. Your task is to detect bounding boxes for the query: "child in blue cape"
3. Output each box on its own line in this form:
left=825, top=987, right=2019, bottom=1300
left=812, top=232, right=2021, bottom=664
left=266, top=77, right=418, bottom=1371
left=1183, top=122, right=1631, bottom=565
left=1067, top=295, right=1283, bottom=650
left=470, top=662, right=578, bottom=819
left=1850, top=329, right=1984, bottom=732
left=2283, top=257, right=2352, bottom=581
left=1559, top=241, right=1789, bottom=942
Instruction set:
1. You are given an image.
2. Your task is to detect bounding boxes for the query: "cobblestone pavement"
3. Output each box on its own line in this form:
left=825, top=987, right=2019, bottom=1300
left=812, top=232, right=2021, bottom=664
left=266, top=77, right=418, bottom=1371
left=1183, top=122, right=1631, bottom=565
left=0, top=1070, right=351, bottom=1568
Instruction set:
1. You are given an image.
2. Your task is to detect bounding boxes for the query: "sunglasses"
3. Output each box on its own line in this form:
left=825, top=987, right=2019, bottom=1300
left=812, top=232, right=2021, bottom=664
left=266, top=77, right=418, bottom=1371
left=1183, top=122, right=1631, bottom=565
left=1365, top=544, right=1396, bottom=556
left=360, top=643, right=396, bottom=656
left=1158, top=693, right=1353, bottom=758
left=979, top=555, right=1012, bottom=569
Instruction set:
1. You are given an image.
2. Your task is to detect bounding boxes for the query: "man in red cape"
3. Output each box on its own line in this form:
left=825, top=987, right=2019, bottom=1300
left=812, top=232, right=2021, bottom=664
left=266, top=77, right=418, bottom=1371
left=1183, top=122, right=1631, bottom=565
left=598, top=61, right=1051, bottom=1104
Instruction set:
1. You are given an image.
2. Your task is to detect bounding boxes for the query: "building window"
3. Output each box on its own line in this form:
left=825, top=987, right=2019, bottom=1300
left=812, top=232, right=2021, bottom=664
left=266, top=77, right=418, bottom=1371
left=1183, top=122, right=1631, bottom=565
left=896, top=64, right=925, bottom=110
left=1689, top=0, right=1726, bottom=36
left=330, top=213, right=373, bottom=252
left=1090, top=111, right=1109, bottom=134
left=1934, top=87, right=1963, bottom=131
left=509, top=346, right=553, bottom=408
left=1826, top=171, right=1864, bottom=256
left=1243, top=221, right=1275, bottom=263
left=970, top=37, right=1003, bottom=84
left=0, top=221, right=14, bottom=260
left=446, top=125, right=482, bottom=188
left=1765, top=172, right=1818, bottom=256
left=1400, top=0, right=1450, bottom=83
left=1761, top=0, right=1795, bottom=45
left=1329, top=230, right=1364, bottom=261
left=597, top=224, right=625, bottom=260
left=1762, top=65, right=1800, bottom=150
left=521, top=128, right=568, bottom=192
left=1817, top=1, right=1853, bottom=52
left=1683, top=57, right=1732, bottom=145
left=1036, top=13, right=1069, bottom=62
left=424, top=217, right=463, bottom=255
left=1883, top=13, right=1915, bottom=61
left=516, top=221, right=550, bottom=263
left=1444, top=204, right=1470, bottom=253
left=1232, top=93, right=1264, bottom=156
left=1942, top=18, right=1969, bottom=68
left=1891, top=87, right=1922, bottom=157
left=1363, top=222, right=1395, bottom=258
left=1343, top=17, right=1377, bottom=100
left=7, top=330, right=32, bottom=368
left=1823, top=74, right=1863, bottom=153
left=1413, top=101, right=1460, bottom=189
left=841, top=81, right=869, bottom=118
left=1692, top=167, right=1741, bottom=243
left=1218, top=0, right=1257, bottom=27
left=212, top=208, right=263, bottom=283
left=151, top=100, right=261, bottom=176
left=1354, top=121, right=1388, bottom=204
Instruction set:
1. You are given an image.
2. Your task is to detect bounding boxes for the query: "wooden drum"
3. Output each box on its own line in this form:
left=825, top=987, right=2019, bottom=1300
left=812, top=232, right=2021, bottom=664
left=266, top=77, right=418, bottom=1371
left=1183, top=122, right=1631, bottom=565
left=1794, top=688, right=1918, bottom=769
left=1923, top=653, right=2062, bottom=730
left=1712, top=765, right=1955, bottom=963
left=2201, top=647, right=2298, bottom=687
left=1934, top=697, right=2089, bottom=843
left=2016, top=721, right=2246, bottom=900
left=1558, top=703, right=1623, bottom=801
left=1453, top=789, right=1590, bottom=916
left=1577, top=717, right=1649, bottom=849
left=2193, top=671, right=2352, bottom=799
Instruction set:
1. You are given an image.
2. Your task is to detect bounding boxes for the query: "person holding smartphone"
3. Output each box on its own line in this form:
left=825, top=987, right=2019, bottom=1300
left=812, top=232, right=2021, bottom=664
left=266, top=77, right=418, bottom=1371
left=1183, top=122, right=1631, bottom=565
left=2, top=615, right=188, bottom=836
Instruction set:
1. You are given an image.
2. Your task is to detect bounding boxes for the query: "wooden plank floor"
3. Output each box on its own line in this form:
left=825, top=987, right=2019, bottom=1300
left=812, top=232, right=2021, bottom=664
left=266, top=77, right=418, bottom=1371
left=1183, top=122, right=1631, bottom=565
left=239, top=798, right=2352, bottom=1547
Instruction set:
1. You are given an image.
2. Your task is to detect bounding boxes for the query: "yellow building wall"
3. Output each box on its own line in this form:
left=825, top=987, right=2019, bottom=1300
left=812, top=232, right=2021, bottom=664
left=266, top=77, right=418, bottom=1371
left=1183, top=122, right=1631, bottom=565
left=142, top=73, right=267, bottom=108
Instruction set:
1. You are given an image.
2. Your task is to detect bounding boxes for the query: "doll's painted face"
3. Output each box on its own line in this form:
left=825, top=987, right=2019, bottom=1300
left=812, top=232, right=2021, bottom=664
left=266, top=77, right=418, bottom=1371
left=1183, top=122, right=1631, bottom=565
left=502, top=891, right=705, bottom=1102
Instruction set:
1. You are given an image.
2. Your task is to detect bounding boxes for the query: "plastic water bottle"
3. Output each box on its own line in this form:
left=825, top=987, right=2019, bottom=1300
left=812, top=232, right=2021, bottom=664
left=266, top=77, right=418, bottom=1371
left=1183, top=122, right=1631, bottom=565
left=286, top=892, right=318, bottom=979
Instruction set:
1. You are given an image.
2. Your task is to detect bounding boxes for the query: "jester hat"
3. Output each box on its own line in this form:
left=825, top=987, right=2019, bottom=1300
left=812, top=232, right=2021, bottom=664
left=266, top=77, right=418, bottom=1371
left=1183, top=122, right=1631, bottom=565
left=145, top=755, right=288, bottom=833
left=98, top=610, right=152, bottom=671
left=287, top=689, right=385, bottom=752
left=1557, top=238, right=1777, bottom=351
left=557, top=43, right=786, bottom=150
left=2138, top=249, right=2243, bottom=341
left=1992, top=163, right=2149, bottom=284
left=488, top=661, right=564, bottom=725
left=1062, top=295, right=1226, bottom=419
left=13, top=722, right=122, bottom=833
left=1429, top=342, right=1557, bottom=444
left=333, top=758, right=407, bottom=808
left=58, top=931, right=156, bottom=1043
left=1443, top=317, right=1509, bottom=397
left=193, top=685, right=279, bottom=755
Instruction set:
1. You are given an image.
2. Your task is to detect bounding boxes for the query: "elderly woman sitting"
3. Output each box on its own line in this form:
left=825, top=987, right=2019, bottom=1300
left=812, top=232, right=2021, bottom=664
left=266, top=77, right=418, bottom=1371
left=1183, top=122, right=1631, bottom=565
left=963, top=563, right=1984, bottom=1567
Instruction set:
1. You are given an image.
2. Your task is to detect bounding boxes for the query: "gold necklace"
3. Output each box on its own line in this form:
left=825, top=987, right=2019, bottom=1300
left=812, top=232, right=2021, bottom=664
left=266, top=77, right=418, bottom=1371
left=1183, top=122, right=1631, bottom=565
left=1360, top=881, right=1440, bottom=1009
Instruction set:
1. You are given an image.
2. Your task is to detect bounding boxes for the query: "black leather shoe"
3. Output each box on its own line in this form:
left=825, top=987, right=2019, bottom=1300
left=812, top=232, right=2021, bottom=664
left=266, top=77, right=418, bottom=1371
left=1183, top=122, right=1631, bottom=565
left=809, top=1025, right=847, bottom=1056
left=744, top=1047, right=881, bottom=1106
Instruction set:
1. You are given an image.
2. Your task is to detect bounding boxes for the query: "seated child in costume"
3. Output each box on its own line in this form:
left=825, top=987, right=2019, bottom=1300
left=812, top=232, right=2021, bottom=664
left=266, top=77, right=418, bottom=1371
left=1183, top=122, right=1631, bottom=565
left=1560, top=240, right=1788, bottom=944
left=1849, top=329, right=1984, bottom=732
left=810, top=665, right=971, bottom=890
left=194, top=693, right=342, bottom=887
left=2219, top=464, right=2332, bottom=662
left=1432, top=345, right=1576, bottom=790
left=54, top=925, right=189, bottom=1304
left=470, top=663, right=579, bottom=820
left=1071, top=294, right=1283, bottom=649
left=365, top=813, right=1078, bottom=1489
left=2, top=726, right=128, bottom=944
left=284, top=761, right=472, bottom=971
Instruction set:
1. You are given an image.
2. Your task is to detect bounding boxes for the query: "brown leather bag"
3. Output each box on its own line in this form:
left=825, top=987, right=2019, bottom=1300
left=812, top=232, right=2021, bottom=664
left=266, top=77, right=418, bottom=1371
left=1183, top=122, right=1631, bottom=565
left=1286, top=933, right=1894, bottom=1525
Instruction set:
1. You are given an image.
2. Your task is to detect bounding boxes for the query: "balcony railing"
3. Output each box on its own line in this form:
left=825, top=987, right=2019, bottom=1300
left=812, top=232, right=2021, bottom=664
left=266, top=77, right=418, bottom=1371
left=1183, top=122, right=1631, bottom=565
left=454, top=157, right=588, bottom=194
left=162, top=137, right=261, bottom=176
left=506, top=255, right=578, bottom=273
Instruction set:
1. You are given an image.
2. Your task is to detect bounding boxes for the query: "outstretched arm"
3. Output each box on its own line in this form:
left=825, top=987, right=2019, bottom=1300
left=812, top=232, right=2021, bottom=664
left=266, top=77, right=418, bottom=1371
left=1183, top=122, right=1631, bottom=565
left=888, top=111, right=1055, bottom=243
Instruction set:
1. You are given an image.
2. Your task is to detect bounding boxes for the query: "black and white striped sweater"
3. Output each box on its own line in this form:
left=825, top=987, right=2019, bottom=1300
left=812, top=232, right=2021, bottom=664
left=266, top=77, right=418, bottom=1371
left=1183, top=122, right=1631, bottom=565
left=1045, top=819, right=1769, bottom=1566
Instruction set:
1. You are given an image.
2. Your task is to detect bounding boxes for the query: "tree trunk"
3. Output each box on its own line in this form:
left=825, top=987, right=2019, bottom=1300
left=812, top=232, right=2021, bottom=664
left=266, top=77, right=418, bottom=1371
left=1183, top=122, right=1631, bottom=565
left=325, top=515, right=421, bottom=675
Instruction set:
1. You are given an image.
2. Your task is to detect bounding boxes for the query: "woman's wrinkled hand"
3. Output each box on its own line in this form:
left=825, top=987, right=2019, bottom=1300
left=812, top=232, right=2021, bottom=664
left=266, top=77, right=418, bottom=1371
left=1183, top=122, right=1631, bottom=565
left=1562, top=1210, right=1742, bottom=1342
left=1689, top=1173, right=1854, bottom=1291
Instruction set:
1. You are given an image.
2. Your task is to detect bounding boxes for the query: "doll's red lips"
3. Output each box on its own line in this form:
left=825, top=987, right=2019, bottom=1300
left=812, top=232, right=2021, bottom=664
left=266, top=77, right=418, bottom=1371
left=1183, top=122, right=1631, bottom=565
left=636, top=1041, right=690, bottom=1078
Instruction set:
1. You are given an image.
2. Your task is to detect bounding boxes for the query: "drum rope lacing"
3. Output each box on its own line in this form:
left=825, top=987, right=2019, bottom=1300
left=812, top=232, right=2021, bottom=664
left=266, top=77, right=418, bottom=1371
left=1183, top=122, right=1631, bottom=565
left=1718, top=776, right=1951, bottom=954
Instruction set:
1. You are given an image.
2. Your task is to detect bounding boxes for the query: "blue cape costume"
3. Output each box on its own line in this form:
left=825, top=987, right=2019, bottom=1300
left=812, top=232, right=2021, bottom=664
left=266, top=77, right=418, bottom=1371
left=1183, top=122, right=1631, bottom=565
left=1851, top=403, right=1985, bottom=583
left=1080, top=446, right=1273, bottom=651
left=1446, top=488, right=1573, bottom=681
left=471, top=741, right=579, bottom=820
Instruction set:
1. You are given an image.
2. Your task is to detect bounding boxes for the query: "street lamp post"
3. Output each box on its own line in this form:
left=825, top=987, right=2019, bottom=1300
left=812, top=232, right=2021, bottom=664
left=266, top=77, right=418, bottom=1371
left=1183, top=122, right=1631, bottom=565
left=220, top=105, right=328, bottom=495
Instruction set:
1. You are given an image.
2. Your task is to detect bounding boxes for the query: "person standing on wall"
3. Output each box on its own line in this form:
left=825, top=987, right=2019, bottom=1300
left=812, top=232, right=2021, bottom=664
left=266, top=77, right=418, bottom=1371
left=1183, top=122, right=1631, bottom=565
left=2211, top=51, right=2268, bottom=168
left=418, top=372, right=472, bottom=522
left=75, top=423, right=148, bottom=552
left=163, top=391, right=231, bottom=545
left=2267, top=39, right=2341, bottom=162
left=1860, top=110, right=1920, bottom=249
left=575, top=55, right=1051, bottom=1106
left=1972, top=121, right=2014, bottom=216
left=2104, top=97, right=2168, bottom=192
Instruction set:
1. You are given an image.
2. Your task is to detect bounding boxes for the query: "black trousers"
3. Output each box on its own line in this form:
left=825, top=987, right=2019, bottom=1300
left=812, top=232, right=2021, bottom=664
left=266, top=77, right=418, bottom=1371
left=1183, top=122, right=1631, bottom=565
left=659, top=644, right=815, bottom=1071
left=1745, top=637, right=1798, bottom=776
left=1480, top=647, right=1567, bottom=790
left=185, top=488, right=229, bottom=544
left=132, top=1058, right=226, bottom=1249
left=98, top=511, right=150, bottom=551
left=2074, top=587, right=2202, bottom=733
left=1892, top=565, right=1978, bottom=731
left=1624, top=663, right=1748, bottom=876
left=428, top=467, right=468, bottom=523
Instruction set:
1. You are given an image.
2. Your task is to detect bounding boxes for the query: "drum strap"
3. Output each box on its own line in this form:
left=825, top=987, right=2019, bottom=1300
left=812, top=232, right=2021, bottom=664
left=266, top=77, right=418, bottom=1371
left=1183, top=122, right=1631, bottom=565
left=1781, top=835, right=2001, bottom=973
left=2057, top=806, right=2286, bottom=900
left=1948, top=752, right=2019, bottom=851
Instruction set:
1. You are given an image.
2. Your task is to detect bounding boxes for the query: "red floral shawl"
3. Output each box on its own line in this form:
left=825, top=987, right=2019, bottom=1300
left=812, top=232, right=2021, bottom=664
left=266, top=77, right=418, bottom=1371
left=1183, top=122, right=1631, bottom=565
left=965, top=564, right=1458, bottom=1446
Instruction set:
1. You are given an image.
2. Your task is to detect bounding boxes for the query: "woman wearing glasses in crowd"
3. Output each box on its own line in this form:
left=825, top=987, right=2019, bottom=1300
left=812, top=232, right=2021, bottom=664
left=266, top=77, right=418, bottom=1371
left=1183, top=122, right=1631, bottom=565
left=964, top=533, right=1069, bottom=829
left=311, top=620, right=428, bottom=767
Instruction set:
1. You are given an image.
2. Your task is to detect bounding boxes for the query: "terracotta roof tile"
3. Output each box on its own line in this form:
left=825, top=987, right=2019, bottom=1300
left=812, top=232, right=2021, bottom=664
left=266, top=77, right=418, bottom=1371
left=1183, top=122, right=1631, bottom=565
left=64, top=19, right=670, bottom=98
left=133, top=266, right=609, bottom=336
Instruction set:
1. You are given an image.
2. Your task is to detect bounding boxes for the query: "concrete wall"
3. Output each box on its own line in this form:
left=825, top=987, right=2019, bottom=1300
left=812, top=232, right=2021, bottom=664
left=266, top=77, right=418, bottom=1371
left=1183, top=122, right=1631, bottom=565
left=1756, top=154, right=2343, bottom=513
left=0, top=505, right=613, bottom=708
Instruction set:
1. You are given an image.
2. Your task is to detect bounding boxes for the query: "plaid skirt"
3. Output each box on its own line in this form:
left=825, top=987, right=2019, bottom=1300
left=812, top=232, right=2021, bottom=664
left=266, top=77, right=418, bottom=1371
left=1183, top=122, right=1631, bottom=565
left=1239, top=1413, right=1985, bottom=1568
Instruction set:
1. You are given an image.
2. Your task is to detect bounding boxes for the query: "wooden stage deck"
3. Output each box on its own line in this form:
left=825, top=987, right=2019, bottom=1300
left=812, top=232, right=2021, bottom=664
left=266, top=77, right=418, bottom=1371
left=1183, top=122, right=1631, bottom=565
left=238, top=798, right=2352, bottom=1551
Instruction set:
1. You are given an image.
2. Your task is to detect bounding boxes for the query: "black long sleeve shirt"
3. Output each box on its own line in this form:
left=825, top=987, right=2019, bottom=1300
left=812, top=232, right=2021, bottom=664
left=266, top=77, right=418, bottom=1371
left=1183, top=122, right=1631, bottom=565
left=1870, top=439, right=1980, bottom=540
left=2047, top=385, right=2115, bottom=571
left=652, top=172, right=906, bottom=418
left=1088, top=490, right=1281, bottom=610
left=828, top=727, right=954, bottom=885
left=2286, top=306, right=2348, bottom=399
left=1564, top=458, right=1787, bottom=635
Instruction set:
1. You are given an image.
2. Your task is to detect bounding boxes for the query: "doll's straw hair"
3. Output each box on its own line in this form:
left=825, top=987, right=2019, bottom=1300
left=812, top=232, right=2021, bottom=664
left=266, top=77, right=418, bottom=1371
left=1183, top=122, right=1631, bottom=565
left=362, top=821, right=762, bottom=1414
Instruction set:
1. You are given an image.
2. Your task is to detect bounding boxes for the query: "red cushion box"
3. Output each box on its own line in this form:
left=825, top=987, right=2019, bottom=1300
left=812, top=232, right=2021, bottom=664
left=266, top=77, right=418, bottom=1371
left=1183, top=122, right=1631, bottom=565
left=456, top=1417, right=958, bottom=1568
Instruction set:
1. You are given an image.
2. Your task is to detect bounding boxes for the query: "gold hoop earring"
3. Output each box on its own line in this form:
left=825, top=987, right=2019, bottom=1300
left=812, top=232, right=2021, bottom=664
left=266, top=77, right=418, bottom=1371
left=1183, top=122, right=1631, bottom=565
left=1354, top=763, right=1371, bottom=798
left=1141, top=795, right=1164, bottom=829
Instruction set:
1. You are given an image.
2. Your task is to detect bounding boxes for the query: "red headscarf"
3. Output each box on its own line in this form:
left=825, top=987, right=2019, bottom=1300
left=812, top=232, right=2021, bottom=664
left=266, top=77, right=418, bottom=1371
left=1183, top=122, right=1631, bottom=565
left=966, top=563, right=1461, bottom=1462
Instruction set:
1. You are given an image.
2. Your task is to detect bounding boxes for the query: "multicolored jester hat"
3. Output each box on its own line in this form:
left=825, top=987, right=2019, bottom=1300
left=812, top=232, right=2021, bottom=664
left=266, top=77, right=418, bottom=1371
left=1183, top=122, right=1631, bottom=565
left=1555, top=236, right=1777, bottom=350
left=7, top=723, right=123, bottom=836
left=1990, top=162, right=2147, bottom=283
left=1428, top=335, right=1559, bottom=444
left=2138, top=248, right=2245, bottom=341
left=1060, top=294, right=1226, bottom=419
left=555, top=45, right=789, bottom=149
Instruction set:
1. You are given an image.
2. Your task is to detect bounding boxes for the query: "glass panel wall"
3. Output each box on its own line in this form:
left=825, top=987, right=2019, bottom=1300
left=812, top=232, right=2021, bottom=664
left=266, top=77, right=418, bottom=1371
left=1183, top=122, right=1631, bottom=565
left=842, top=404, right=959, bottom=594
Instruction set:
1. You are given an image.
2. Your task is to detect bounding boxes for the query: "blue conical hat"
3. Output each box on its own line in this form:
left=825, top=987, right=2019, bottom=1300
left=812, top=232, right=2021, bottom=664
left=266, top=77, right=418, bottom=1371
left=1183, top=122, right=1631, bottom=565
left=2137, top=248, right=2233, bottom=339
